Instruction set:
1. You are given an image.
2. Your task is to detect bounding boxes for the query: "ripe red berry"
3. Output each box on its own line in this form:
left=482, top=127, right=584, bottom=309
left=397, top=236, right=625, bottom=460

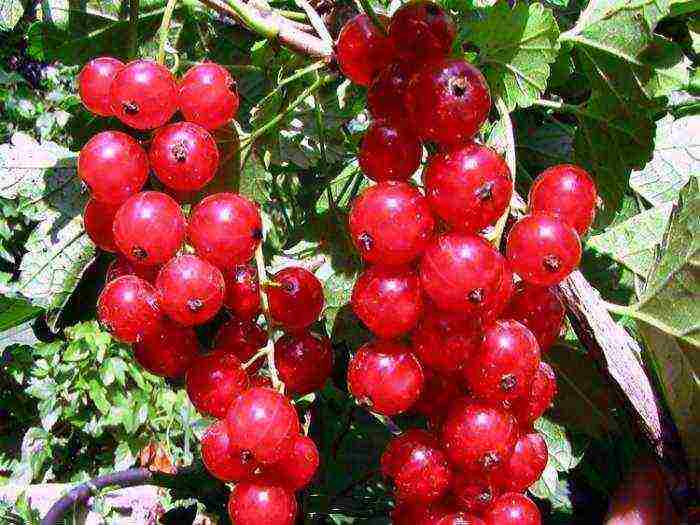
left=347, top=340, right=424, bottom=416
left=506, top=213, right=581, bottom=286
left=228, top=479, right=297, bottom=525
left=179, top=62, right=240, bottom=130
left=424, top=143, right=512, bottom=233
left=407, top=59, right=490, bottom=146
left=381, top=429, right=440, bottom=478
left=133, top=317, right=199, bottom=378
left=389, top=437, right=452, bottom=503
left=188, top=193, right=262, bottom=269
left=529, top=164, right=597, bottom=235
left=389, top=1, right=456, bottom=64
left=185, top=350, right=249, bottom=418
left=359, top=121, right=422, bottom=182
left=113, top=191, right=187, bottom=266
left=452, top=473, right=497, bottom=515
left=483, top=493, right=541, bottom=525
left=368, top=61, right=417, bottom=125
left=106, top=256, right=160, bottom=283
left=505, top=281, right=564, bottom=352
left=213, top=317, right=267, bottom=373
left=84, top=198, right=120, bottom=252
left=78, top=57, right=124, bottom=116
left=109, top=59, right=178, bottom=130
left=434, top=513, right=486, bottom=525
left=263, top=434, right=319, bottom=490
left=441, top=398, right=518, bottom=473
left=351, top=265, right=423, bottom=339
left=392, top=502, right=452, bottom=525
left=349, top=181, right=435, bottom=266
left=201, top=420, right=259, bottom=482
left=78, top=131, right=149, bottom=205
left=266, top=267, right=324, bottom=331
left=413, top=370, right=463, bottom=425
left=97, top=275, right=163, bottom=343
left=492, top=432, right=548, bottom=493
left=412, top=310, right=481, bottom=375
left=223, top=265, right=261, bottom=319
left=275, top=331, right=333, bottom=395
left=511, top=361, right=557, bottom=429
left=336, top=14, right=394, bottom=86
left=149, top=122, right=219, bottom=191
left=482, top=264, right=515, bottom=323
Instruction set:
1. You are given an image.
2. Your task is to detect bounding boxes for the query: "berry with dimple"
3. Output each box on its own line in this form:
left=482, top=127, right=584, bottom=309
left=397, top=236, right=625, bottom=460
left=267, top=267, right=324, bottom=331
left=389, top=1, right=456, bottom=64
left=434, top=513, right=486, bottom=525
left=413, top=370, right=463, bottom=425
left=113, top=191, right=186, bottom=266
left=386, top=435, right=452, bottom=503
left=359, top=121, right=422, bottom=182
left=424, top=143, right=512, bottom=233
left=511, top=361, right=557, bottom=429
left=352, top=265, right=423, bottom=339
left=78, top=131, right=149, bottom=204
left=381, top=429, right=441, bottom=478
left=483, top=493, right=541, bottom=525
left=156, top=254, right=225, bottom=326
left=188, top=193, right=262, bottom=269
left=441, top=398, right=518, bottom=473
left=368, top=61, right=418, bottom=125
left=213, top=317, right=267, bottom=373
left=349, top=181, right=435, bottom=266
left=149, top=122, right=219, bottom=191
left=133, top=318, right=198, bottom=378
left=275, top=331, right=333, bottom=395
left=506, top=213, right=581, bottom=286
left=452, top=473, right=497, bottom=515
left=201, top=419, right=259, bottom=482
left=185, top=351, right=249, bottom=418
left=492, top=432, right=548, bottom=493
left=223, top=265, right=261, bottom=319
left=227, top=479, right=297, bottom=525
left=97, top=275, right=163, bottom=343
left=106, top=256, right=160, bottom=283
left=347, top=340, right=424, bottom=416
left=412, top=310, right=481, bottom=374
left=78, top=57, right=124, bottom=116
left=505, top=281, right=564, bottom=352
left=407, top=59, right=490, bottom=146
left=179, top=62, right=240, bottom=130
left=336, top=14, right=394, bottom=86
left=529, top=164, right=597, bottom=235
left=263, top=434, right=319, bottom=490
left=84, top=199, right=120, bottom=252
left=109, top=59, right=178, bottom=130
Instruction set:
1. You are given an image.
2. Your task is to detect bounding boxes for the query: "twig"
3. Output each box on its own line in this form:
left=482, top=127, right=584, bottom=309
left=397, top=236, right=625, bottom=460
left=295, top=0, right=334, bottom=48
left=254, top=244, right=284, bottom=393
left=157, top=0, right=179, bottom=66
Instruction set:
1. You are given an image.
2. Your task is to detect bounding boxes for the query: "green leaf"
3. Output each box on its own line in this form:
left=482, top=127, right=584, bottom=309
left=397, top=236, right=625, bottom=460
left=0, top=320, right=41, bottom=350
left=37, top=397, right=62, bottom=431
left=87, top=379, right=112, bottom=414
left=315, top=161, right=367, bottom=214
left=0, top=0, right=23, bottom=31
left=641, top=37, right=692, bottom=98
left=0, top=296, right=42, bottom=332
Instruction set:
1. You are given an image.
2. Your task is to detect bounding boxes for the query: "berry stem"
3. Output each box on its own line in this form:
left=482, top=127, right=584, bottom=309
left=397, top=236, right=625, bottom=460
left=254, top=243, right=284, bottom=393
left=295, top=0, right=333, bottom=47
left=127, top=0, right=140, bottom=60
left=358, top=0, right=388, bottom=36
left=157, top=0, right=180, bottom=66
left=487, top=98, right=515, bottom=247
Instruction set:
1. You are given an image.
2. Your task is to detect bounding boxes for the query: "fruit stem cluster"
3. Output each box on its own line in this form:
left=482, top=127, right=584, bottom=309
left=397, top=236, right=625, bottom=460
left=157, top=0, right=180, bottom=66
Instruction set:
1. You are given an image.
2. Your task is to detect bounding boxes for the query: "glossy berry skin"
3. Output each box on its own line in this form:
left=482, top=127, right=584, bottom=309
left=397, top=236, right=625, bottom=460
left=213, top=317, right=267, bottom=373
left=349, top=181, right=435, bottom=266
left=113, top=191, right=187, bottom=266
left=133, top=318, right=199, bottom=378
left=106, top=256, right=160, bottom=283
left=511, top=361, right=557, bottom=429
left=505, top=281, right=564, bottom=352
left=413, top=370, right=463, bottom=425
left=506, top=213, right=582, bottom=286
left=201, top=420, right=259, bottom=482
left=267, top=267, right=324, bottom=331
left=464, top=320, right=541, bottom=403
left=368, top=61, right=417, bottom=125
left=453, top=473, right=497, bottom=515
left=78, top=131, right=149, bottom=204
left=424, top=143, right=512, bottom=233
left=392, top=503, right=453, bottom=525
left=179, top=62, right=240, bottom=130
left=484, top=493, right=541, bottom=525
left=78, top=57, right=124, bottom=116
left=412, top=310, right=481, bottom=374
left=381, top=429, right=440, bottom=478
left=389, top=1, right=456, bottom=64
left=435, top=513, right=486, bottom=525
left=388, top=436, right=452, bottom=503
left=441, top=398, right=518, bottom=473
left=187, top=193, right=262, bottom=269
left=359, top=121, right=422, bottom=182
left=226, top=387, right=301, bottom=464
left=223, top=265, right=261, bottom=319
left=492, top=433, right=548, bottom=493
left=482, top=263, right=515, bottom=324
left=336, top=14, right=393, bottom=87
left=185, top=351, right=249, bottom=418
left=347, top=340, right=424, bottom=416
left=97, top=275, right=163, bottom=343
left=407, top=59, right=491, bottom=146
left=227, top=479, right=297, bottom=525
left=109, top=60, right=178, bottom=130
left=529, top=164, right=597, bottom=235
left=275, top=331, right=333, bottom=395
left=264, top=434, right=319, bottom=490
left=156, top=255, right=225, bottom=326
left=149, top=122, right=219, bottom=191
left=351, top=265, right=423, bottom=339
left=84, top=199, right=119, bottom=252
left=419, top=233, right=508, bottom=315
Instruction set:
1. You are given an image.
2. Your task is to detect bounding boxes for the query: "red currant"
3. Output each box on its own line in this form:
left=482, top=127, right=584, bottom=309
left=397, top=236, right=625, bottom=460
left=368, top=61, right=417, bottom=126
left=359, top=121, right=422, bottom=182
left=78, top=131, right=148, bottom=205
left=483, top=493, right=541, bottom=525
left=84, top=198, right=119, bottom=252
left=228, top=479, right=297, bottom=525
left=381, top=429, right=440, bottom=478
left=413, top=370, right=463, bottom=426
left=505, top=281, right=564, bottom=352
left=275, top=331, right=333, bottom=395
left=392, top=502, right=452, bottom=525
left=97, top=275, right=163, bottom=343
left=336, top=14, right=393, bottom=86
left=201, top=419, right=259, bottom=482
left=213, top=317, right=267, bottom=373
left=389, top=437, right=452, bottom=503
left=266, top=267, right=324, bottom=331
left=412, top=310, right=481, bottom=375
left=133, top=317, right=198, bottom=378
left=389, top=1, right=456, bottom=64
left=185, top=350, right=249, bottom=418
left=452, top=473, right=497, bottom=515
left=511, top=361, right=557, bottom=429
left=434, top=513, right=486, bottom=525
left=106, top=256, right=160, bottom=283
left=223, top=265, right=261, bottom=319
left=78, top=57, right=124, bottom=116
left=179, top=62, right=240, bottom=130
left=481, top=264, right=515, bottom=323
left=349, top=181, right=435, bottom=266
left=264, top=433, right=319, bottom=490
left=506, top=213, right=581, bottom=286
left=492, top=432, right=548, bottom=493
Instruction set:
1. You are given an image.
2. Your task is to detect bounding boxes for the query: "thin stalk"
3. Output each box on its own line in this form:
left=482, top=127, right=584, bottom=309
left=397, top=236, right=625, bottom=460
left=295, top=0, right=333, bottom=46
left=157, top=0, right=179, bottom=65
left=127, top=0, right=140, bottom=59
left=603, top=301, right=686, bottom=339
left=358, top=0, right=387, bottom=35
left=277, top=8, right=307, bottom=21
left=254, top=244, right=284, bottom=393
left=227, top=0, right=279, bottom=38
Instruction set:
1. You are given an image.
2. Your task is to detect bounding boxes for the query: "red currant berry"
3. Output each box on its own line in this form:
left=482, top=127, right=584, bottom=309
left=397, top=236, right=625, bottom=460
left=97, top=275, right=163, bottom=343
left=264, top=434, right=319, bottom=490
left=84, top=198, right=119, bottom=252
left=188, top=193, right=262, bottom=269
left=381, top=429, right=440, bottom=478
left=413, top=370, right=463, bottom=425
left=349, top=181, right=435, bottom=266
left=109, top=59, right=178, bottom=130
left=113, top=191, right=187, bottom=266
left=336, top=14, right=393, bottom=86
left=434, top=513, right=486, bottom=525
left=389, top=436, right=452, bottom=503
left=223, top=265, right=261, bottom=319
left=412, top=310, right=481, bottom=375
left=275, top=331, right=333, bottom=395
left=441, top=398, right=518, bottom=473
left=389, top=1, right=456, bottom=64
left=511, top=361, right=557, bottom=429
left=481, top=263, right=515, bottom=323
left=452, top=473, right=497, bottom=515
left=351, top=265, right=423, bottom=339
left=368, top=61, right=417, bottom=125
left=407, top=59, right=490, bottom=146
left=506, top=213, right=581, bottom=286
left=529, top=164, right=597, bottom=235
left=213, top=317, right=267, bottom=373
left=492, top=432, right=548, bottom=493
left=133, top=317, right=199, bottom=378
left=228, top=479, right=297, bottom=525
left=78, top=131, right=149, bottom=205
left=149, top=122, right=219, bottom=191
left=78, top=57, right=124, bottom=116
left=106, top=256, right=160, bottom=283
left=392, top=503, right=452, bottom=525
left=201, top=419, right=259, bottom=482
left=505, top=281, right=564, bottom=352
left=359, top=121, right=422, bottom=182
left=185, top=350, right=249, bottom=418
left=484, top=493, right=541, bottom=525
left=179, top=62, right=240, bottom=130
left=266, top=267, right=324, bottom=331
left=347, top=340, right=424, bottom=416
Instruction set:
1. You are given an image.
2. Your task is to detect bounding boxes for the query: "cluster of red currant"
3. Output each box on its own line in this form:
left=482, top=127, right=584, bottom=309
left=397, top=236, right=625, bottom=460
left=336, top=2, right=598, bottom=524
left=78, top=58, right=333, bottom=525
